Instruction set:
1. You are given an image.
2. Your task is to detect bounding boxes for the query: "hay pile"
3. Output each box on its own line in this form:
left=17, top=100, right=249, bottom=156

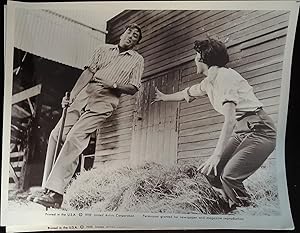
left=64, top=162, right=228, bottom=214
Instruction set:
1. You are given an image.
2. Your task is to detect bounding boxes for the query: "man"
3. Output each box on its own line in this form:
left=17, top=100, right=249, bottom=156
left=29, top=23, right=144, bottom=208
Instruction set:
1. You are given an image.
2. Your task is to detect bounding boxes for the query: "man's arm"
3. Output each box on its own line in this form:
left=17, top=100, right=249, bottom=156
left=98, top=78, right=138, bottom=96
left=115, top=84, right=138, bottom=95
left=69, top=68, right=94, bottom=101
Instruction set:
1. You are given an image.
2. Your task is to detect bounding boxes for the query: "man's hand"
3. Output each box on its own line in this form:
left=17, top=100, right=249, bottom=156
left=96, top=78, right=115, bottom=89
left=61, top=95, right=71, bottom=108
left=197, top=153, right=221, bottom=176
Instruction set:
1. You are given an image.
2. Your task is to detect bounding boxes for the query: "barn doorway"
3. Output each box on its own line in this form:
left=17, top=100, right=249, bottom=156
left=130, top=70, right=180, bottom=165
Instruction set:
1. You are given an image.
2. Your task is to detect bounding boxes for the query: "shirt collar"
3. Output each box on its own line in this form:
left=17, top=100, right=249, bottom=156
left=206, top=66, right=219, bottom=83
left=110, top=44, right=135, bottom=56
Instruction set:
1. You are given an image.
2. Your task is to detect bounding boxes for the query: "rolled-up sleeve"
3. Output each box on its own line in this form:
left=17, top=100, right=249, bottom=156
left=129, top=56, right=144, bottom=90
left=182, top=82, right=206, bottom=103
left=84, top=46, right=103, bottom=74
left=218, top=70, right=240, bottom=106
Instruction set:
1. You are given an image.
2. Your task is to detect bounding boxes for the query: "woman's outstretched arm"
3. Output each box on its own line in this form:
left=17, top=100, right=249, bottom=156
left=152, top=87, right=185, bottom=103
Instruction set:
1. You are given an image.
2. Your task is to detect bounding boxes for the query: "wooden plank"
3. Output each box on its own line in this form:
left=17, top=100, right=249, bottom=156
left=225, top=13, right=288, bottom=45
left=241, top=62, right=283, bottom=79
left=10, top=151, right=25, bottom=158
left=138, top=11, right=189, bottom=41
left=253, top=79, right=282, bottom=93
left=229, top=21, right=287, bottom=50
left=100, top=121, right=133, bottom=134
left=240, top=28, right=287, bottom=50
left=97, top=139, right=132, bottom=150
left=105, top=111, right=133, bottom=124
left=220, top=11, right=285, bottom=39
left=181, top=102, right=213, bottom=117
left=98, top=127, right=132, bottom=139
left=95, top=145, right=131, bottom=157
left=179, top=121, right=223, bottom=137
left=229, top=46, right=285, bottom=68
left=180, top=109, right=220, bottom=124
left=102, top=115, right=133, bottom=128
left=235, top=54, right=283, bottom=74
left=178, top=148, right=215, bottom=159
left=94, top=152, right=130, bottom=163
left=139, top=11, right=214, bottom=53
left=12, top=105, right=31, bottom=118
left=179, top=130, right=221, bottom=144
left=12, top=84, right=42, bottom=104
left=178, top=139, right=218, bottom=152
left=9, top=163, right=19, bottom=184
left=247, top=70, right=282, bottom=86
left=230, top=36, right=286, bottom=59
left=97, top=133, right=132, bottom=145
left=10, top=161, right=25, bottom=169
left=180, top=115, right=224, bottom=131
left=141, top=11, right=202, bottom=44
left=256, top=87, right=281, bottom=99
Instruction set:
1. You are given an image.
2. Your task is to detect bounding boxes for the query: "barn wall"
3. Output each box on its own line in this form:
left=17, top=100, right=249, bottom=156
left=102, top=10, right=289, bottom=165
left=94, top=94, right=136, bottom=165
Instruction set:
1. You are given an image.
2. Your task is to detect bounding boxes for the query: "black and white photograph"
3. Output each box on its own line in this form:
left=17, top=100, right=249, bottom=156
left=2, top=1, right=298, bottom=231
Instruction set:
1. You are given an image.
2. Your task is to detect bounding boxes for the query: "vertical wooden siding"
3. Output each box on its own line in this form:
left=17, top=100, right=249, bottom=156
left=130, top=71, right=179, bottom=165
left=105, top=10, right=289, bottom=165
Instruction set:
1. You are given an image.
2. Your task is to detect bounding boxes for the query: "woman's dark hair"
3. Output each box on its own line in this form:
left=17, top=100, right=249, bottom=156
left=194, top=38, right=229, bottom=67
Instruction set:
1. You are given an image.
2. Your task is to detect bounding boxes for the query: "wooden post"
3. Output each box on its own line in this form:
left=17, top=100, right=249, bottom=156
left=20, top=87, right=43, bottom=191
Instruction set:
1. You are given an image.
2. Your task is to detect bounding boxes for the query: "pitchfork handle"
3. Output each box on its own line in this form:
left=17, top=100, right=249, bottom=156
left=52, top=92, right=70, bottom=167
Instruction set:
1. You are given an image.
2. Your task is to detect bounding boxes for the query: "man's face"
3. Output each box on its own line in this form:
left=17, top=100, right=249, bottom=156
left=119, top=27, right=140, bottom=49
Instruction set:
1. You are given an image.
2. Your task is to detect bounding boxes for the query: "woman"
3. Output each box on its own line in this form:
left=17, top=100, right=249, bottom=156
left=154, top=38, right=276, bottom=211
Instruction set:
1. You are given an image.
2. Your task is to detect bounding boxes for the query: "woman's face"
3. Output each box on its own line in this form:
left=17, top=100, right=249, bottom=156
left=195, top=52, right=208, bottom=74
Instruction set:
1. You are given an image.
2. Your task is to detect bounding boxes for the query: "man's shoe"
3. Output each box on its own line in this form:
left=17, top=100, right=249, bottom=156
left=33, top=190, right=63, bottom=209
left=27, top=189, right=47, bottom=202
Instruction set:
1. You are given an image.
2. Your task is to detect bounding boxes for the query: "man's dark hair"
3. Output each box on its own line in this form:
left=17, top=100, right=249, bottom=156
left=194, top=38, right=229, bottom=67
left=125, top=23, right=143, bottom=43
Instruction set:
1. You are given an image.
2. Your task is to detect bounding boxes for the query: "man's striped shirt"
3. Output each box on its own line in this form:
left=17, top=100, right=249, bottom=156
left=86, top=44, right=144, bottom=89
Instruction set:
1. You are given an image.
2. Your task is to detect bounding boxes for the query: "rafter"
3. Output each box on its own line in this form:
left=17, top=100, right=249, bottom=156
left=12, top=84, right=42, bottom=105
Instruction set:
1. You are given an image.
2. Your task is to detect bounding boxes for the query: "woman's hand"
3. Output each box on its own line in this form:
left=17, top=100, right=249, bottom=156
left=151, top=87, right=167, bottom=104
left=197, top=153, right=222, bottom=176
